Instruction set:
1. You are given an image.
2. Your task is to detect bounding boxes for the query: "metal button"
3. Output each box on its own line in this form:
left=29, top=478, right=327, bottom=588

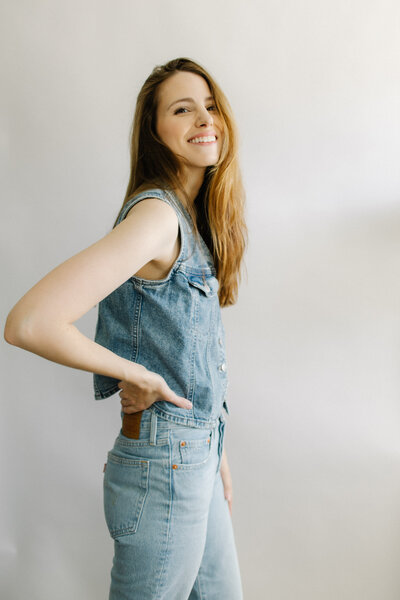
left=218, top=337, right=223, bottom=346
left=219, top=363, right=226, bottom=372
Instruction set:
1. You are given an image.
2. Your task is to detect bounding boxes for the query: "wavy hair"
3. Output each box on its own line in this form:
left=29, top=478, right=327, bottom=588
left=113, top=57, right=247, bottom=307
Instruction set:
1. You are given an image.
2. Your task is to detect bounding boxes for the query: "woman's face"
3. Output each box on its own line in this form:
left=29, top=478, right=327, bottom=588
left=155, top=71, right=224, bottom=175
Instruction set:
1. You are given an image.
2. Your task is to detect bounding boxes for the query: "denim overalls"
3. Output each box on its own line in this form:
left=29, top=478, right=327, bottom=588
left=93, top=188, right=243, bottom=599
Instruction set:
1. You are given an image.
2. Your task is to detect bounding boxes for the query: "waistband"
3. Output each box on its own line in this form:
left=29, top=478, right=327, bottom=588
left=121, top=407, right=225, bottom=440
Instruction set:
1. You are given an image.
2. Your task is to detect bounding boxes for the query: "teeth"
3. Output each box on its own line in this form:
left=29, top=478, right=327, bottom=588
left=188, top=136, right=216, bottom=144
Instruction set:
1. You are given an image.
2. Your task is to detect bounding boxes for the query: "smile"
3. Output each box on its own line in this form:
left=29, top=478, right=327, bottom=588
left=188, top=135, right=217, bottom=144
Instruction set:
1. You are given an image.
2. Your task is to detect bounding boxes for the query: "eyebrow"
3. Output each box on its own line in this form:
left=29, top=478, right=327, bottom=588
left=167, top=96, right=214, bottom=110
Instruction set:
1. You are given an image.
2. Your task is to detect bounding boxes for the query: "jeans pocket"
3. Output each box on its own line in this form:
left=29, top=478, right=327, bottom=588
left=174, top=430, right=213, bottom=470
left=103, top=451, right=149, bottom=539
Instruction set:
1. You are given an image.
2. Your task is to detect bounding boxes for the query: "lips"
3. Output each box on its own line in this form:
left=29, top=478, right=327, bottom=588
left=187, top=133, right=218, bottom=142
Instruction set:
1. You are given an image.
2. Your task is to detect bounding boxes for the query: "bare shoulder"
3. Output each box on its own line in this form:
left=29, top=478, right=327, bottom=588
left=122, top=197, right=180, bottom=278
left=124, top=196, right=179, bottom=230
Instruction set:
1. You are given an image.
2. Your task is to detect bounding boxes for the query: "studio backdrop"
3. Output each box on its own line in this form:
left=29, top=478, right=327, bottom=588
left=2, top=1, right=400, bottom=599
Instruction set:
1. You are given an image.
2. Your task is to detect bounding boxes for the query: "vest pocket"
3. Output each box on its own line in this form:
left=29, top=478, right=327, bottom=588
left=187, top=273, right=218, bottom=297
left=103, top=451, right=149, bottom=539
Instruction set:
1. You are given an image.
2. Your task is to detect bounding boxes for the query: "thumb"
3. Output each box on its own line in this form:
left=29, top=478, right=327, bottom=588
left=175, top=396, right=193, bottom=410
left=162, top=387, right=192, bottom=410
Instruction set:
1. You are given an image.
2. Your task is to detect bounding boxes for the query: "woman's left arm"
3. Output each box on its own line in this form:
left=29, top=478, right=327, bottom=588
left=220, top=447, right=233, bottom=516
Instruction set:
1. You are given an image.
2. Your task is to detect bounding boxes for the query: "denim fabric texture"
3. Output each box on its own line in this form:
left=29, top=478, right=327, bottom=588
left=103, top=409, right=243, bottom=599
left=93, top=187, right=230, bottom=428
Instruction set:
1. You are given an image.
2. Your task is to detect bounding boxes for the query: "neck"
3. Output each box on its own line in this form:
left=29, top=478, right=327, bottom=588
left=174, top=166, right=206, bottom=207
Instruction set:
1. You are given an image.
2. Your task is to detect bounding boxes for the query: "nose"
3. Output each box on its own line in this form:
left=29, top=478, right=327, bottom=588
left=195, top=106, right=213, bottom=127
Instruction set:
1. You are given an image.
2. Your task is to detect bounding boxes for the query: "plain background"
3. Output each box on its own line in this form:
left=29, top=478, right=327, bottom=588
left=2, top=1, right=400, bottom=598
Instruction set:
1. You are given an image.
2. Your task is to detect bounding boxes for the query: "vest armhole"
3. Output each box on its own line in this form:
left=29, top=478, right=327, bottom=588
left=115, top=189, right=188, bottom=278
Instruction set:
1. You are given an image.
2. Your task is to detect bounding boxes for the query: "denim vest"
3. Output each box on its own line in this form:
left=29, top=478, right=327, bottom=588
left=93, top=187, right=229, bottom=429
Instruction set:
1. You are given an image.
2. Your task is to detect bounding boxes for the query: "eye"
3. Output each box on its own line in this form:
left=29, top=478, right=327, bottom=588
left=174, top=107, right=188, bottom=114
left=207, top=105, right=217, bottom=111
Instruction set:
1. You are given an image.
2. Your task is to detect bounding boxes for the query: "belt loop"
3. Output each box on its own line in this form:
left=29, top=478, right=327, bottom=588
left=150, top=410, right=158, bottom=445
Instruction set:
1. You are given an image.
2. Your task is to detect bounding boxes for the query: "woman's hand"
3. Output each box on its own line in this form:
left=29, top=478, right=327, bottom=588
left=220, top=447, right=233, bottom=516
left=118, top=365, right=192, bottom=413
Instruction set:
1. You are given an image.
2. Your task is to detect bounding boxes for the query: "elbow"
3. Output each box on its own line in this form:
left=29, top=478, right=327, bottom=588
left=4, top=310, right=35, bottom=348
left=4, top=313, right=23, bottom=346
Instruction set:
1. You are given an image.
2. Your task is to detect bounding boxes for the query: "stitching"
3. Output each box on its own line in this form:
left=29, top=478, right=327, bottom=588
left=154, top=431, right=174, bottom=598
left=197, top=568, right=206, bottom=600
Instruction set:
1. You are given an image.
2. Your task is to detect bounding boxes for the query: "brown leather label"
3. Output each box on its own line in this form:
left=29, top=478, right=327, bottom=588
left=121, top=411, right=144, bottom=439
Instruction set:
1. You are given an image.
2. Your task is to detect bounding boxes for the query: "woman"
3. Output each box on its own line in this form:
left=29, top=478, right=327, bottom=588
left=5, top=57, right=247, bottom=599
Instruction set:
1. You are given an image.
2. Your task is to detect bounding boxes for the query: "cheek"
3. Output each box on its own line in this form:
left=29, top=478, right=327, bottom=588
left=161, top=125, right=183, bottom=149
left=156, top=116, right=174, bottom=144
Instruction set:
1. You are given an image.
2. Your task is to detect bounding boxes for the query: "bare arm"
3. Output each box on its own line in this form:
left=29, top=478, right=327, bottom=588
left=4, top=199, right=192, bottom=409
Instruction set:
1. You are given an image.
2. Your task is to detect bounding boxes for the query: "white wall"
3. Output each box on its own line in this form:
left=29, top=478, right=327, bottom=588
left=2, top=1, right=400, bottom=598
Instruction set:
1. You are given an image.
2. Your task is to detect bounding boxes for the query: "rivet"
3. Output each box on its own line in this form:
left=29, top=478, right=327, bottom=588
left=181, top=441, right=186, bottom=446
left=207, top=438, right=210, bottom=443
left=172, top=464, right=178, bottom=469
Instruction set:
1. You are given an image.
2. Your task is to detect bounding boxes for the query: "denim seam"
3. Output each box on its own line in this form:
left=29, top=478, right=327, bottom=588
left=189, top=288, right=200, bottom=406
left=107, top=453, right=149, bottom=467
left=115, top=438, right=169, bottom=447
left=204, top=320, right=213, bottom=398
left=149, top=405, right=220, bottom=429
left=130, top=287, right=142, bottom=362
left=94, top=384, right=119, bottom=400
left=197, top=569, right=206, bottom=600
left=154, top=431, right=174, bottom=598
left=180, top=264, right=215, bottom=276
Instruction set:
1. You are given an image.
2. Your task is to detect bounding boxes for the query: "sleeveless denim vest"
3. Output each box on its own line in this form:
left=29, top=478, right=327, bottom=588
left=93, top=187, right=229, bottom=429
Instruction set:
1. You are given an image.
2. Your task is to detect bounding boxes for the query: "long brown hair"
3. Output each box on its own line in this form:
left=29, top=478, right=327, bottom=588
left=114, top=57, right=247, bottom=307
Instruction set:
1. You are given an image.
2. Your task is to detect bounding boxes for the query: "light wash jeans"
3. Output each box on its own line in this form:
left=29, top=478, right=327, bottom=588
left=103, top=409, right=243, bottom=599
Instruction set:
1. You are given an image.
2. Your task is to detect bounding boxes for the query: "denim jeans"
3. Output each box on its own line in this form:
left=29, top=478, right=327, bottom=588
left=103, top=409, right=243, bottom=599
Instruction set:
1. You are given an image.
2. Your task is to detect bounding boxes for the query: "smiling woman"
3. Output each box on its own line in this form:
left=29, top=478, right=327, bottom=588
left=4, top=57, right=247, bottom=600
left=156, top=72, right=223, bottom=170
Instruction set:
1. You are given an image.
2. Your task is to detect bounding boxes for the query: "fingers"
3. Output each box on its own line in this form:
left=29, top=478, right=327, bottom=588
left=119, top=389, right=141, bottom=413
left=163, top=390, right=192, bottom=410
left=121, top=405, right=143, bottom=414
left=117, top=377, right=192, bottom=410
left=177, top=396, right=193, bottom=410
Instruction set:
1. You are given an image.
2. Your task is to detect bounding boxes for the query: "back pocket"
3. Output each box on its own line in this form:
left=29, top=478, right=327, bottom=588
left=103, top=451, right=149, bottom=539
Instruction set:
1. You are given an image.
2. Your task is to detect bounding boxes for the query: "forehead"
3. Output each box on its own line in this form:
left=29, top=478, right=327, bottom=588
left=157, top=71, right=212, bottom=110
